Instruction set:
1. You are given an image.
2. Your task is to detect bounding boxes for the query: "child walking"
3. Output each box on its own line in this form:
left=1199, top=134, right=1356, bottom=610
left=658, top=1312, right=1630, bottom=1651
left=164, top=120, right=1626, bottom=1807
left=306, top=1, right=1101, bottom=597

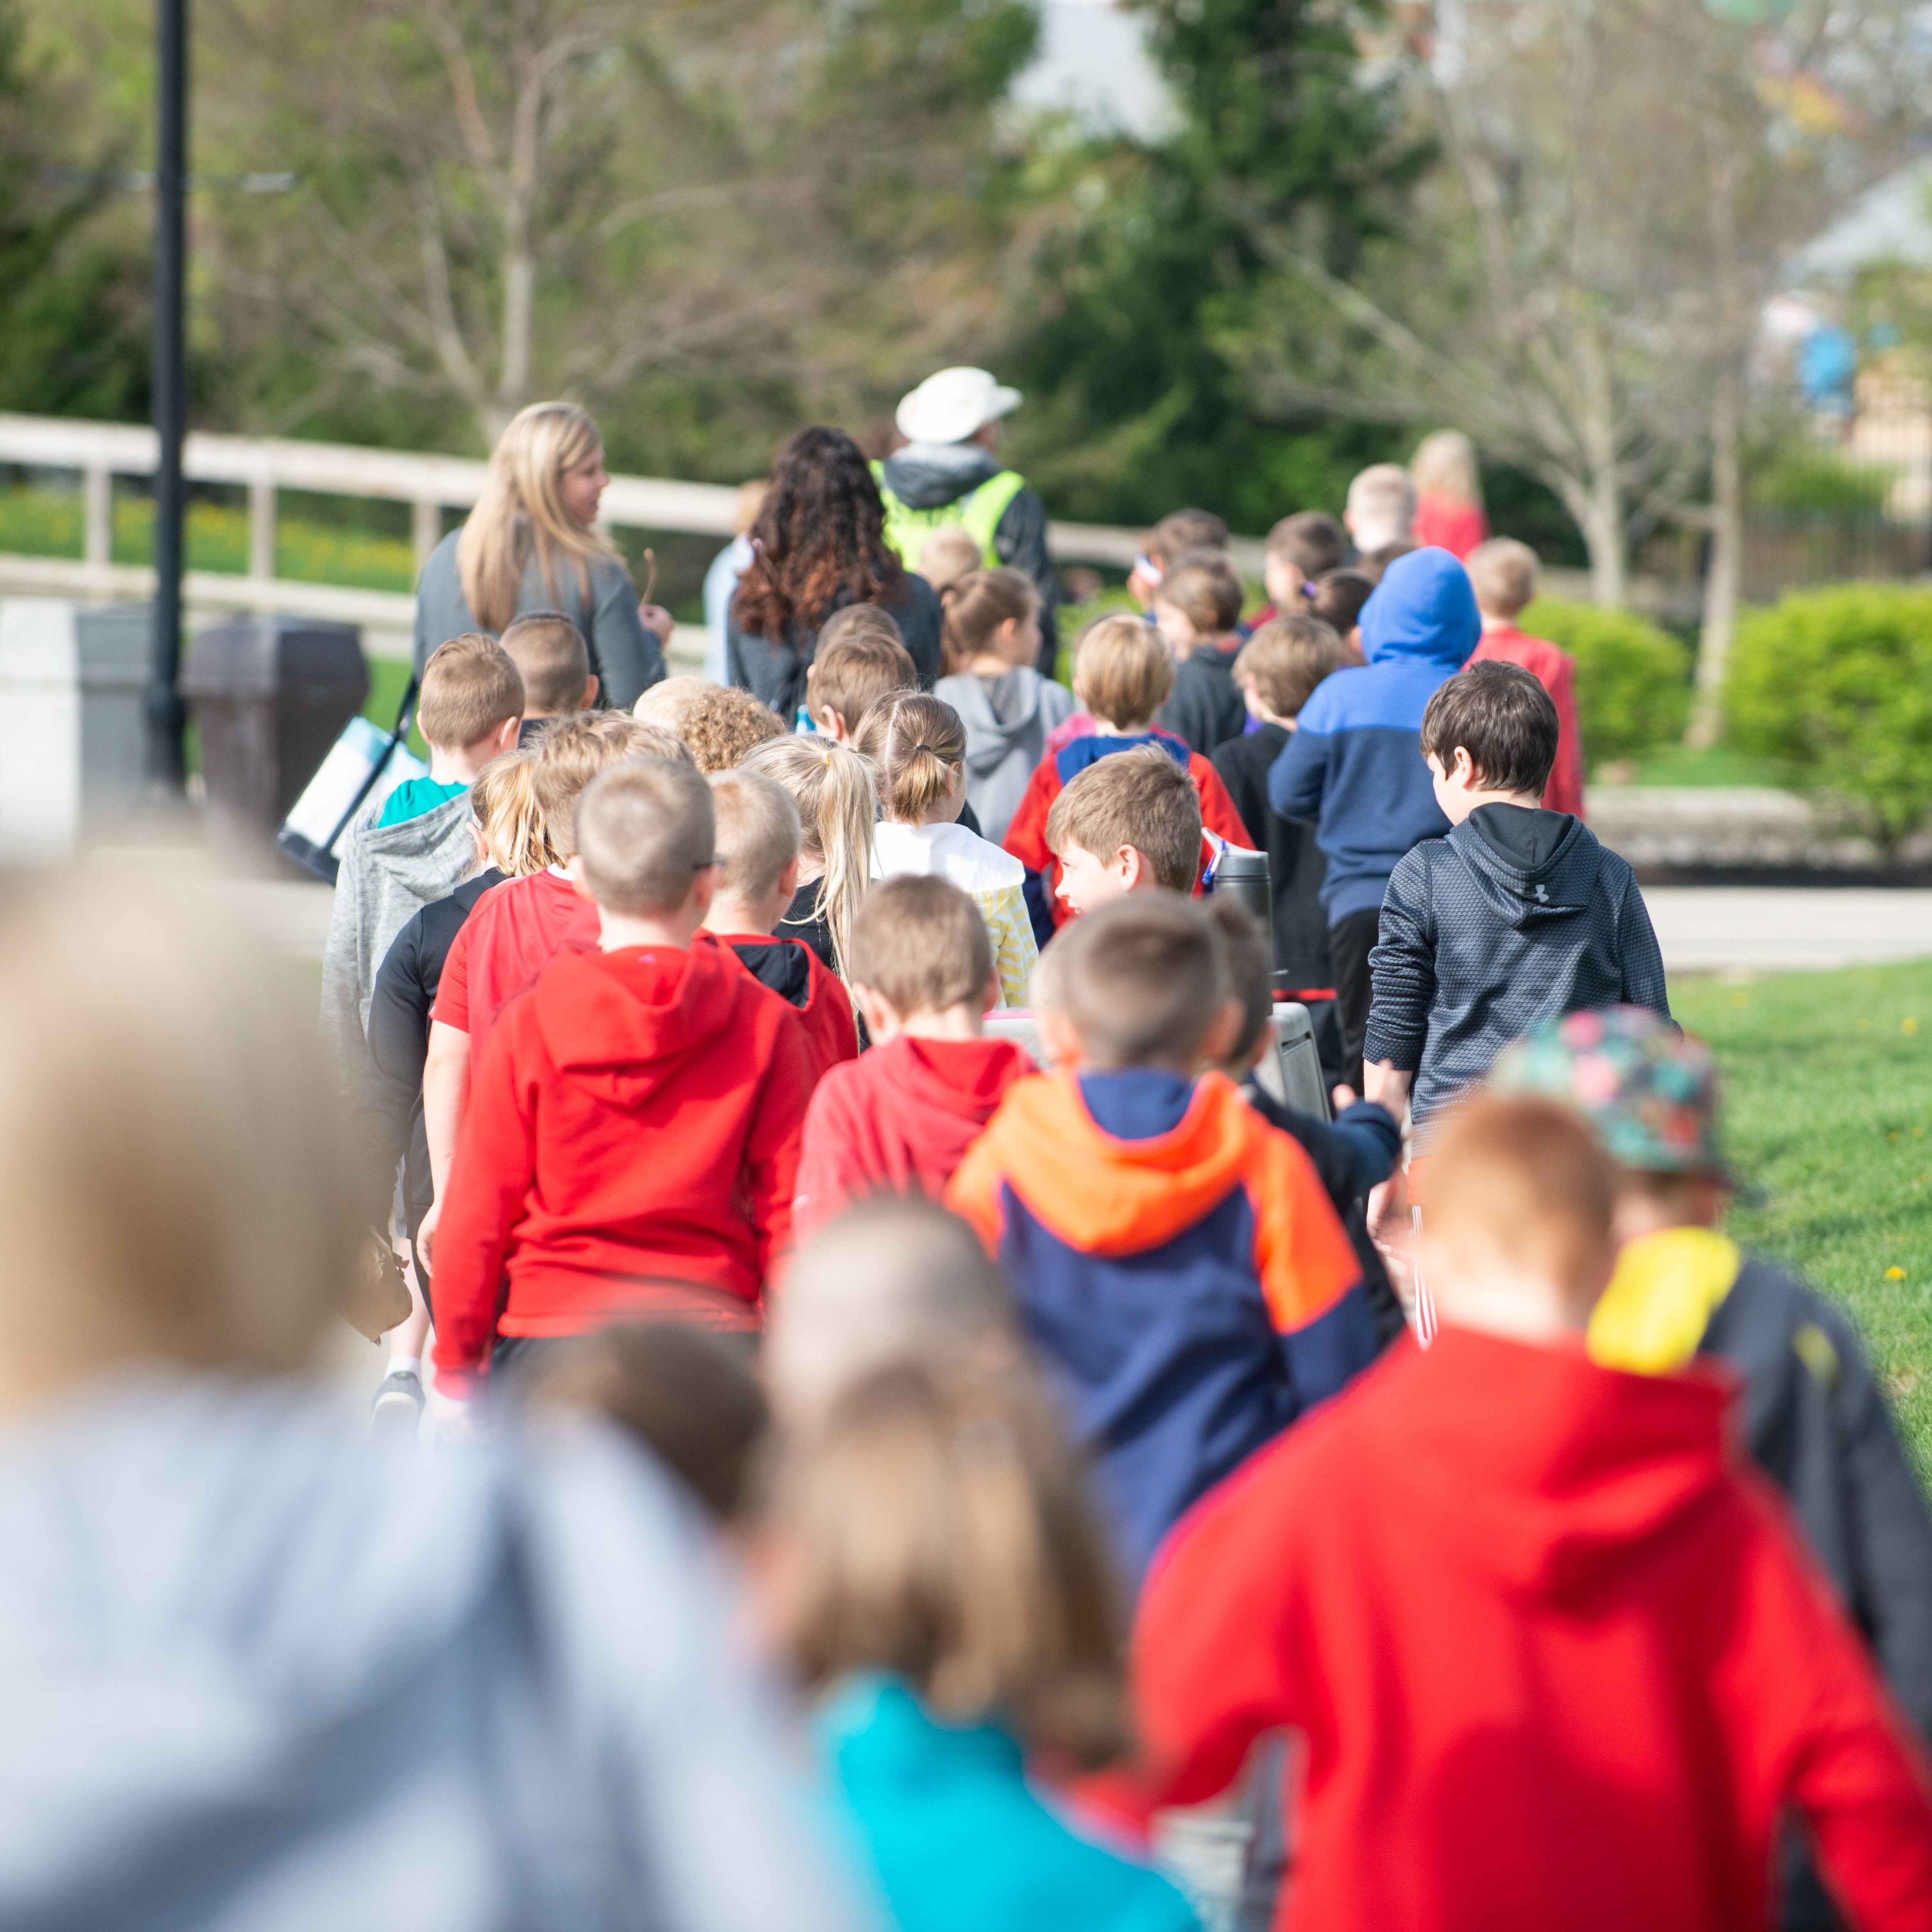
left=763, top=1358, right=1199, bottom=1932
left=1466, top=536, right=1585, bottom=817
left=430, top=757, right=816, bottom=1402
left=855, top=692, right=1038, bottom=1008
left=1365, top=659, right=1666, bottom=1139
left=1151, top=548, right=1248, bottom=756
left=741, top=734, right=879, bottom=981
left=793, top=876, right=1033, bottom=1236
left=934, top=567, right=1074, bottom=843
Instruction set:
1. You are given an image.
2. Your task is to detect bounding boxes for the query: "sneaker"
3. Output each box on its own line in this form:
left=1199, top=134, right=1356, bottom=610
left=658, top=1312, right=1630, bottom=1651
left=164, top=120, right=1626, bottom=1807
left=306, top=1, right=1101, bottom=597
left=370, top=1367, right=424, bottom=1441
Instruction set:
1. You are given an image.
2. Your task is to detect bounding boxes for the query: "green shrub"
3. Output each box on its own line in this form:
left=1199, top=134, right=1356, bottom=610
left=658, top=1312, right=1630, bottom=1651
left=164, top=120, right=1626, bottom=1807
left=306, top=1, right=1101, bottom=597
left=1748, top=449, right=1893, bottom=516
left=1516, top=597, right=1692, bottom=768
left=1726, top=584, right=1932, bottom=847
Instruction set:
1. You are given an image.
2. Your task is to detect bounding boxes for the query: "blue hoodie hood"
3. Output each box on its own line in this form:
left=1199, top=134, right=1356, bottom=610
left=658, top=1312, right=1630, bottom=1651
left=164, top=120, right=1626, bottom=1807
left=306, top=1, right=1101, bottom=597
left=1359, top=548, right=1481, bottom=670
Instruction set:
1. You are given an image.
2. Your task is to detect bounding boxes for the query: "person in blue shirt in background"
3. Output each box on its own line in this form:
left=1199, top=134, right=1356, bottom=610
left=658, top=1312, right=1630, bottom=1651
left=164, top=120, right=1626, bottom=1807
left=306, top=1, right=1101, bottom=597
left=766, top=1354, right=1199, bottom=1932
left=1266, top=547, right=1480, bottom=1095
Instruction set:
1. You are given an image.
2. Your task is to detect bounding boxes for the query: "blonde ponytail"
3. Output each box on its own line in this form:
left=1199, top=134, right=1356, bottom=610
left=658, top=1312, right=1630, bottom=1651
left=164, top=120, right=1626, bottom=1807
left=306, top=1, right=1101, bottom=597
left=470, top=747, right=559, bottom=878
left=853, top=692, right=967, bottom=828
left=741, top=735, right=879, bottom=984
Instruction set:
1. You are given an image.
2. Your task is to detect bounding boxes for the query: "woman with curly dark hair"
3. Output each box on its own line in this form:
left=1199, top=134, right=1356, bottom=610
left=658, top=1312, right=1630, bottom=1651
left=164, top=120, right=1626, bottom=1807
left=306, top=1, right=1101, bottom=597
left=726, top=427, right=942, bottom=722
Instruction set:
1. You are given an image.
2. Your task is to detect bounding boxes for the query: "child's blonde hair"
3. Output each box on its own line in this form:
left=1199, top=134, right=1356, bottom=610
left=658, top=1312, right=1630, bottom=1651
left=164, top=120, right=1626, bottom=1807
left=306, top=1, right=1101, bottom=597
left=708, top=767, right=802, bottom=902
left=679, top=687, right=786, bottom=774
left=418, top=634, right=525, bottom=752
left=1234, top=614, right=1350, bottom=720
left=1044, top=743, right=1200, bottom=892
left=1411, top=428, right=1483, bottom=507
left=633, top=674, right=718, bottom=732
left=741, top=734, right=878, bottom=982
left=470, top=747, right=558, bottom=876
left=917, top=526, right=985, bottom=593
left=574, top=757, right=716, bottom=915
left=847, top=875, right=992, bottom=1019
left=530, top=715, right=689, bottom=858
left=853, top=691, right=967, bottom=826
left=0, top=870, right=362, bottom=1384
left=1465, top=536, right=1539, bottom=618
left=498, top=609, right=590, bottom=717
left=768, top=1356, right=1128, bottom=1768
left=1072, top=613, right=1175, bottom=729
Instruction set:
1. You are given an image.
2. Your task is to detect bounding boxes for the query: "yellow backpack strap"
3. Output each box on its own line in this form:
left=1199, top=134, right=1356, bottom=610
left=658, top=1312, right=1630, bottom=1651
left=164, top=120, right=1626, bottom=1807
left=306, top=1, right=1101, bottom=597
left=1588, top=1227, right=1742, bottom=1375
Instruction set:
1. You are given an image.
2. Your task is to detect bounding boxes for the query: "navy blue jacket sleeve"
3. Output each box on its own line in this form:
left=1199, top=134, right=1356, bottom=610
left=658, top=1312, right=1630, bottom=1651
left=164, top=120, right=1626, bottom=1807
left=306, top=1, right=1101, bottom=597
left=1362, top=845, right=1435, bottom=1072
left=1266, top=726, right=1329, bottom=823
left=1279, top=1286, right=1380, bottom=1413
left=1617, top=878, right=1671, bottom=1017
left=1328, top=1101, right=1404, bottom=1198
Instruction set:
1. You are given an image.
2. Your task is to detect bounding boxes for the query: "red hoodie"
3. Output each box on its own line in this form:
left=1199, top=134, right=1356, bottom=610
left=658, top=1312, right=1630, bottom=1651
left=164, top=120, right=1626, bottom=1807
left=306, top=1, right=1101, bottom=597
left=430, top=934, right=814, bottom=1393
left=1132, top=1328, right=1932, bottom=1932
left=718, top=932, right=859, bottom=1081
left=793, top=1033, right=1035, bottom=1238
left=432, top=868, right=598, bottom=1071
left=1471, top=624, right=1586, bottom=818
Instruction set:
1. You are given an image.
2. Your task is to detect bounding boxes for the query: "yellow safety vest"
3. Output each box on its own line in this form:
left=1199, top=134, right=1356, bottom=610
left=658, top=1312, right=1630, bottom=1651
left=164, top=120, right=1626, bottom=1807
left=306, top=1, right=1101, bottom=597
left=872, top=463, right=1029, bottom=571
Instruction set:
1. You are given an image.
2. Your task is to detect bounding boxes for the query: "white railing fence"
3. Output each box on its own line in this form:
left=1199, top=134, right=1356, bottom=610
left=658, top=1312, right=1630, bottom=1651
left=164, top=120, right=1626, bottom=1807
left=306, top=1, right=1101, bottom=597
left=0, top=412, right=1232, bottom=663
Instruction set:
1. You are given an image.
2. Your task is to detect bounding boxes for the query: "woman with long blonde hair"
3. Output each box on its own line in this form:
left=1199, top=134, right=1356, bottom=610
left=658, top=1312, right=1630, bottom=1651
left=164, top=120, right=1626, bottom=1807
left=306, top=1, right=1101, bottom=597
left=412, top=401, right=671, bottom=710
left=1410, top=428, right=1490, bottom=562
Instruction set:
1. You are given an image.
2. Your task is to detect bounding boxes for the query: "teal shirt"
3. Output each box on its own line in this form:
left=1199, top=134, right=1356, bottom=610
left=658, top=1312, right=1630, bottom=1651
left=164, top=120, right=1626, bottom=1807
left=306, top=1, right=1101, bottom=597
left=374, top=775, right=469, bottom=830
left=816, top=1676, right=1198, bottom=1932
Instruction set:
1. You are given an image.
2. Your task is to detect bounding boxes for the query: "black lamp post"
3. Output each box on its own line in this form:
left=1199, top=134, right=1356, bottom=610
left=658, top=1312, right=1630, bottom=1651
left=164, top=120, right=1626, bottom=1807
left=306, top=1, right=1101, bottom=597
left=146, top=0, right=188, bottom=792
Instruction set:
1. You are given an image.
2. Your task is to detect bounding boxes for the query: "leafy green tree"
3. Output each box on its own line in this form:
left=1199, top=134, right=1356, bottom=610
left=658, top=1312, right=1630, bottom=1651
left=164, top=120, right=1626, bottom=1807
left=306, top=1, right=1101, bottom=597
left=1001, top=0, right=1428, bottom=527
left=0, top=0, right=150, bottom=420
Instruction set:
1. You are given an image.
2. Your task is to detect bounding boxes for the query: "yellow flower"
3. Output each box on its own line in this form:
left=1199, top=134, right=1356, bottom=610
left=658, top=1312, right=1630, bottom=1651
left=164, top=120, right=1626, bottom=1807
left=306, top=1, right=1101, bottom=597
left=1906, top=1017, right=1921, bottom=1035
left=1886, top=1266, right=1907, bottom=1280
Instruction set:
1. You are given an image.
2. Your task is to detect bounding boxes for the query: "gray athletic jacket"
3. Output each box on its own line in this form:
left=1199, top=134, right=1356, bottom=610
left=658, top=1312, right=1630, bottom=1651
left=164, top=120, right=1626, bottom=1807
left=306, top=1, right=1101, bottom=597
left=1365, top=802, right=1668, bottom=1132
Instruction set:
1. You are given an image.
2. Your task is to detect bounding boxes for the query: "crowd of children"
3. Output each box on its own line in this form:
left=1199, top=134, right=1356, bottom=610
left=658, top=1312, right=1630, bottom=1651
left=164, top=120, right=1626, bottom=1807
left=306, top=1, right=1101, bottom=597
left=17, top=424, right=1931, bottom=1932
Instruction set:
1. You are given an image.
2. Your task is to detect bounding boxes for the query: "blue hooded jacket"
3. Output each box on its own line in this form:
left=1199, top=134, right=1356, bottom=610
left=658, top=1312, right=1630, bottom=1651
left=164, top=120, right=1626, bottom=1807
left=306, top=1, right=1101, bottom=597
left=1266, top=548, right=1480, bottom=922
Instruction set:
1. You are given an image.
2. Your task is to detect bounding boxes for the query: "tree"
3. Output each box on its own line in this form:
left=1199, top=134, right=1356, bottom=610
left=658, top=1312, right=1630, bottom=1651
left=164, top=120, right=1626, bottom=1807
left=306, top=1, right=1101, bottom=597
left=998, top=0, right=1429, bottom=528
left=196, top=0, right=1036, bottom=455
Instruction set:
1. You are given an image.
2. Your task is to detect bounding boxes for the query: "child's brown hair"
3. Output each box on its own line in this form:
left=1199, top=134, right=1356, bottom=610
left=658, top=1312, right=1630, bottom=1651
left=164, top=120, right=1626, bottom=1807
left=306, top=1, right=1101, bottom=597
left=740, top=734, right=878, bottom=982
left=1465, top=537, right=1539, bottom=618
left=1234, top=613, right=1350, bottom=720
left=525, top=1323, right=770, bottom=1522
left=1264, top=511, right=1344, bottom=580
left=1420, top=659, right=1558, bottom=797
left=853, top=691, right=967, bottom=826
left=1071, top=613, right=1174, bottom=729
left=939, top=567, right=1037, bottom=671
left=574, top=756, right=716, bottom=915
left=808, top=627, right=917, bottom=734
left=707, top=767, right=802, bottom=903
left=1156, top=548, right=1245, bottom=636
left=498, top=609, right=591, bottom=717
left=1044, top=744, right=1200, bottom=893
left=531, top=714, right=690, bottom=859
left=1307, top=569, right=1374, bottom=639
left=418, top=634, right=525, bottom=752
left=1034, top=892, right=1228, bottom=1071
left=679, top=687, right=786, bottom=774
left=848, top=875, right=992, bottom=1018
left=1145, top=508, right=1228, bottom=568
left=769, top=1357, right=1128, bottom=1768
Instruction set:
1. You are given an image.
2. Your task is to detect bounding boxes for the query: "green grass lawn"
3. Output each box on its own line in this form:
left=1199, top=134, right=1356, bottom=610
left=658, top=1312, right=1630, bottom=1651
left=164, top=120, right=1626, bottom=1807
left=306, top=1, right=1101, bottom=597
left=1674, top=960, right=1932, bottom=1480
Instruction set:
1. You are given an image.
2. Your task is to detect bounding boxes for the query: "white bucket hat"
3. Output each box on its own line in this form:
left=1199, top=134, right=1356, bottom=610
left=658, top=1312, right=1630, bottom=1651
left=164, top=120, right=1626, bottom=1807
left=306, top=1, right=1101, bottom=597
left=894, top=366, right=1024, bottom=446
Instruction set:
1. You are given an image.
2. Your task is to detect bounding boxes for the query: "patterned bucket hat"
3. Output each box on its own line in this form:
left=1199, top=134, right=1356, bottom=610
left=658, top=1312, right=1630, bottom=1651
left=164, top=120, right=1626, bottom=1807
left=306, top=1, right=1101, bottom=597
left=1487, top=1006, right=1734, bottom=1182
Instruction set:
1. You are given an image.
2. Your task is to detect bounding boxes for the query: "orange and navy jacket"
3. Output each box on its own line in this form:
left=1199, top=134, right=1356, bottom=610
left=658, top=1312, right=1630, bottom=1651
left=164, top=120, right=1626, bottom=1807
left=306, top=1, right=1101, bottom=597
left=947, top=1067, right=1374, bottom=1588
left=1001, top=728, right=1255, bottom=945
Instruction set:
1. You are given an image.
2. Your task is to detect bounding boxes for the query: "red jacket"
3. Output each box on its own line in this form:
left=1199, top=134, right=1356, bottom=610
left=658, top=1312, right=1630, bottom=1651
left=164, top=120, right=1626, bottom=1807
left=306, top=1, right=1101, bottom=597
left=793, top=1033, right=1035, bottom=1238
left=1472, top=625, right=1586, bottom=818
left=1133, top=1327, right=1932, bottom=1932
left=1003, top=730, right=1255, bottom=932
left=432, top=868, right=598, bottom=1071
left=1412, top=495, right=1490, bottom=560
left=718, top=932, right=858, bottom=1081
left=430, top=935, right=814, bottom=1392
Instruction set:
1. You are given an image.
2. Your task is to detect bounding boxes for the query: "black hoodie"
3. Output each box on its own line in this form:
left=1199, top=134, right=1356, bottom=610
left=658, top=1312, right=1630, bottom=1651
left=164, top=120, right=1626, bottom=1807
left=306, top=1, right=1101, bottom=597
left=1365, top=802, right=1669, bottom=1131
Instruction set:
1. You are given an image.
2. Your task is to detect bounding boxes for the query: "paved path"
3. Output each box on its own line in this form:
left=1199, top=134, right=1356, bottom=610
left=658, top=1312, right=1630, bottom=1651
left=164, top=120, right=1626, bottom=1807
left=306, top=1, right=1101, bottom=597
left=1644, top=888, right=1932, bottom=974
left=234, top=879, right=1932, bottom=976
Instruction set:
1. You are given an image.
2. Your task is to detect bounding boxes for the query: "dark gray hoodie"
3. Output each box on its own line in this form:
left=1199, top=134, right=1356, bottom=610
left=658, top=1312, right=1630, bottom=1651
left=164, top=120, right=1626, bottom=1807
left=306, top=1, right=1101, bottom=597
left=1365, top=802, right=1669, bottom=1132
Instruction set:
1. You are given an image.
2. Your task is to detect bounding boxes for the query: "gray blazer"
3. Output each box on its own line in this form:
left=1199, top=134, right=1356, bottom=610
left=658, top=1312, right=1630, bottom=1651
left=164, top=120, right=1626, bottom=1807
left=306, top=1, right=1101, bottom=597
left=412, top=529, right=666, bottom=710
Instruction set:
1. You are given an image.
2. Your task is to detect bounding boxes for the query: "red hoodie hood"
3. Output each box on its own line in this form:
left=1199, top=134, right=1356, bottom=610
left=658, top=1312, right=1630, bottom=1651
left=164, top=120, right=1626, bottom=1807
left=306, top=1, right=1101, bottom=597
left=1374, top=1327, right=1739, bottom=1600
left=528, top=936, right=740, bottom=1102
left=886, top=1037, right=1033, bottom=1132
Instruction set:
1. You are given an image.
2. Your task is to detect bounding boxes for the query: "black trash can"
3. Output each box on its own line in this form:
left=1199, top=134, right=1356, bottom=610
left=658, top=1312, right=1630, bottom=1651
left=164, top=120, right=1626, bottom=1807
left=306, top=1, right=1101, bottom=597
left=181, top=615, right=368, bottom=854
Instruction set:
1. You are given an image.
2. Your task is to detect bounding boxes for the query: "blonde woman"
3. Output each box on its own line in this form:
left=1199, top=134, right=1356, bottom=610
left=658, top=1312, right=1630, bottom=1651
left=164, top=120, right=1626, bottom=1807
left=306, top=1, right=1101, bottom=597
left=853, top=691, right=1037, bottom=1009
left=413, top=401, right=671, bottom=709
